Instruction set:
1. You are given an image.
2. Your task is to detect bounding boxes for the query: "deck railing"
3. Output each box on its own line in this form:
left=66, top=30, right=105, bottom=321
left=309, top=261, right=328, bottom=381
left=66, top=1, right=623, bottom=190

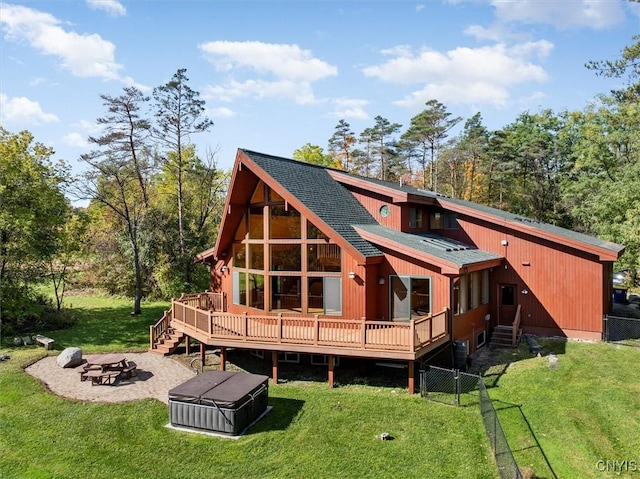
left=170, top=294, right=449, bottom=354
left=150, top=308, right=172, bottom=350
left=177, top=292, right=225, bottom=312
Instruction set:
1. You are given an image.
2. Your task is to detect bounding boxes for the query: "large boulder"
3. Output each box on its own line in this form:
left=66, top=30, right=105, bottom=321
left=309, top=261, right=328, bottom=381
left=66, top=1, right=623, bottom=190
left=56, top=347, right=83, bottom=368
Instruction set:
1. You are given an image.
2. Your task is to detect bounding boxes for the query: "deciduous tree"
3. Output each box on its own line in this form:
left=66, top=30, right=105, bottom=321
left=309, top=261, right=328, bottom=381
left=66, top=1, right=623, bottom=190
left=152, top=68, right=214, bottom=285
left=75, top=87, right=153, bottom=315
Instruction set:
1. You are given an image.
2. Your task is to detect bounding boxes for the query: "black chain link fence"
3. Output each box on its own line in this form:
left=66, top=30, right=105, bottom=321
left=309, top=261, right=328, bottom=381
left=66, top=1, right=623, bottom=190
left=420, top=366, right=522, bottom=479
left=603, top=315, right=640, bottom=346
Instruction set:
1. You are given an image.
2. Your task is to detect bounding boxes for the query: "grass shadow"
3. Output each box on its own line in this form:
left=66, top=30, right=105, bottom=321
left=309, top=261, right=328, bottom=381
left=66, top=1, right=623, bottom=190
left=244, top=397, right=305, bottom=435
left=467, top=337, right=567, bottom=390
left=492, top=399, right=559, bottom=479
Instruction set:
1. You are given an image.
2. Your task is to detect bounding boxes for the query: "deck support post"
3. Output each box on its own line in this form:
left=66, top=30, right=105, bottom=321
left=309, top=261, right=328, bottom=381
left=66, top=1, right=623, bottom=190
left=272, top=351, right=279, bottom=384
left=328, top=355, right=335, bottom=388
left=408, top=360, right=415, bottom=394
left=185, top=336, right=190, bottom=355
left=219, top=347, right=227, bottom=371
left=200, top=342, right=206, bottom=368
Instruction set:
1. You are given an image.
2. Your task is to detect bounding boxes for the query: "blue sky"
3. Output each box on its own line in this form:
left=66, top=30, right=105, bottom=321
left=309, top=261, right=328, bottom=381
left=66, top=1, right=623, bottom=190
left=1, top=0, right=639, bottom=176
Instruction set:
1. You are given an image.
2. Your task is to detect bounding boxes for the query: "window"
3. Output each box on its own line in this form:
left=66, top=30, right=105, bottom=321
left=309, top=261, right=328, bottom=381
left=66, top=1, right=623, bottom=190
left=270, top=206, right=301, bottom=239
left=230, top=184, right=342, bottom=315
left=311, top=355, right=340, bottom=366
left=271, top=276, right=301, bottom=312
left=379, top=204, right=390, bottom=217
left=308, top=277, right=342, bottom=315
left=270, top=244, right=302, bottom=271
left=430, top=211, right=458, bottom=230
left=390, top=276, right=431, bottom=321
left=233, top=243, right=246, bottom=268
left=476, top=330, right=486, bottom=348
left=409, top=208, right=423, bottom=228
left=248, top=244, right=264, bottom=270
left=250, top=349, right=264, bottom=359
left=307, top=221, right=328, bottom=240
left=277, top=352, right=300, bottom=363
left=308, top=244, right=341, bottom=272
left=430, top=212, right=444, bottom=229
left=233, top=271, right=247, bottom=306
left=501, top=285, right=515, bottom=305
left=249, top=206, right=264, bottom=239
left=444, top=212, right=459, bottom=229
left=234, top=213, right=247, bottom=240
left=248, top=274, right=264, bottom=310
left=250, top=183, right=265, bottom=204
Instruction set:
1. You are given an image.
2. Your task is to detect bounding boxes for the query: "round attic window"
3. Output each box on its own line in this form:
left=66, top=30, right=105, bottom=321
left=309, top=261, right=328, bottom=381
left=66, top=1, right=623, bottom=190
left=379, top=204, right=390, bottom=218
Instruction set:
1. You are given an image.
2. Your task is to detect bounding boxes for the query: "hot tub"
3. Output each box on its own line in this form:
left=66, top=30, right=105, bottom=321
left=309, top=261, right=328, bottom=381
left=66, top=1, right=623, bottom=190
left=168, top=371, right=269, bottom=435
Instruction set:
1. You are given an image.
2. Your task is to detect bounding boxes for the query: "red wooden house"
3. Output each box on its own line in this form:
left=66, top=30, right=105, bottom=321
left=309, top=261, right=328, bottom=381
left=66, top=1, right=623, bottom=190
left=151, top=149, right=624, bottom=391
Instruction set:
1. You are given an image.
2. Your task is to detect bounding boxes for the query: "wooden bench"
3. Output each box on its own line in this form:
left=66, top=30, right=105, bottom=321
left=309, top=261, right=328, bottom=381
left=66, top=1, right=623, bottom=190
left=120, top=361, right=137, bottom=379
left=75, top=363, right=101, bottom=381
left=34, top=334, right=55, bottom=350
left=83, top=369, right=120, bottom=386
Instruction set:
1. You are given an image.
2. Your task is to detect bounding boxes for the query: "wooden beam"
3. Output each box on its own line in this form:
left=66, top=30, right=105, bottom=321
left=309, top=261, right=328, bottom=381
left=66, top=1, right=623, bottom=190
left=220, top=346, right=227, bottom=371
left=272, top=350, right=279, bottom=384
left=408, top=361, right=415, bottom=394
left=185, top=336, right=190, bottom=355
left=328, top=355, right=335, bottom=389
left=199, top=342, right=206, bottom=369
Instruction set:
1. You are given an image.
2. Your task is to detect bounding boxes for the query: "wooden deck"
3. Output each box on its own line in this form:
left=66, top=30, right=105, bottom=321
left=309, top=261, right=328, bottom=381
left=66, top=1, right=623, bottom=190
left=153, top=293, right=450, bottom=361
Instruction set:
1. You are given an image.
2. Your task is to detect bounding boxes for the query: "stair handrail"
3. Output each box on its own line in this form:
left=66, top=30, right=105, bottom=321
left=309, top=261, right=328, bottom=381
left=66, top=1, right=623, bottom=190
left=511, top=304, right=522, bottom=347
left=150, top=308, right=172, bottom=350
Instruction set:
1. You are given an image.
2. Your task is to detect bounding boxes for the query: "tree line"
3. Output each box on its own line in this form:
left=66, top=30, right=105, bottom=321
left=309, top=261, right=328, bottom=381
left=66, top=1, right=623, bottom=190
left=296, top=35, right=640, bottom=285
left=1, top=36, right=638, bottom=339
left=1, top=69, right=227, bottom=339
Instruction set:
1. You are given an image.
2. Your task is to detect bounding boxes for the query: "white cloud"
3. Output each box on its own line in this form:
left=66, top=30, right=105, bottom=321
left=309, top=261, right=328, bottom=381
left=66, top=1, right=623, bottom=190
left=489, top=0, right=625, bottom=30
left=205, top=79, right=316, bottom=105
left=329, top=98, right=370, bottom=120
left=71, top=119, right=103, bottom=135
left=208, top=107, right=236, bottom=118
left=0, top=4, right=123, bottom=80
left=363, top=42, right=552, bottom=109
left=86, top=0, right=126, bottom=17
left=62, top=132, right=90, bottom=148
left=199, top=41, right=337, bottom=104
left=0, top=94, right=59, bottom=125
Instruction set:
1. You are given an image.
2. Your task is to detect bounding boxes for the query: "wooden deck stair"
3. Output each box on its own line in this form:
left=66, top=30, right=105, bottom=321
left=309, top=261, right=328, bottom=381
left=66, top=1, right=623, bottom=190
left=489, top=325, right=522, bottom=348
left=151, top=327, right=185, bottom=356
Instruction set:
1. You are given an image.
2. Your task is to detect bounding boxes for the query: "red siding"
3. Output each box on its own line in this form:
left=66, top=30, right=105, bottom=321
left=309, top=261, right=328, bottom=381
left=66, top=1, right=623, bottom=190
left=453, top=305, right=490, bottom=353
left=449, top=216, right=607, bottom=337
left=373, top=247, right=451, bottom=321
left=349, top=190, right=401, bottom=230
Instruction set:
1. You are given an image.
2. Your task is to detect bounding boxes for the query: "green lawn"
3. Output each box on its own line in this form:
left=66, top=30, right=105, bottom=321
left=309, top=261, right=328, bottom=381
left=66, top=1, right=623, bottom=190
left=2, top=294, right=639, bottom=478
left=0, top=295, right=497, bottom=479
left=481, top=339, right=640, bottom=478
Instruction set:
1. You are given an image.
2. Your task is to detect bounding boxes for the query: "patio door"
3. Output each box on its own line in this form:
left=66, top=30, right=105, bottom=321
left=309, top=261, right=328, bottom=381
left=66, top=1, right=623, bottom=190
left=498, top=284, right=517, bottom=326
left=391, top=276, right=410, bottom=321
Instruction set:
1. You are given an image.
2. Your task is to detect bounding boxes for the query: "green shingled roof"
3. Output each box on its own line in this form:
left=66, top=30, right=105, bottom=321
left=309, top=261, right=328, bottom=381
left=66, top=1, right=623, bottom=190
left=240, top=149, right=623, bottom=260
left=242, top=149, right=383, bottom=258
left=335, top=169, right=623, bottom=255
left=355, top=224, right=503, bottom=268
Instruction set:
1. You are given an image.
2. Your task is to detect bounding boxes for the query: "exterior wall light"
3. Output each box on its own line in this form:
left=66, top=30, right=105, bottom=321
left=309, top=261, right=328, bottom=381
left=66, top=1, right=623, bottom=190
left=378, top=277, right=385, bottom=285
left=348, top=271, right=356, bottom=279
left=220, top=265, right=228, bottom=274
